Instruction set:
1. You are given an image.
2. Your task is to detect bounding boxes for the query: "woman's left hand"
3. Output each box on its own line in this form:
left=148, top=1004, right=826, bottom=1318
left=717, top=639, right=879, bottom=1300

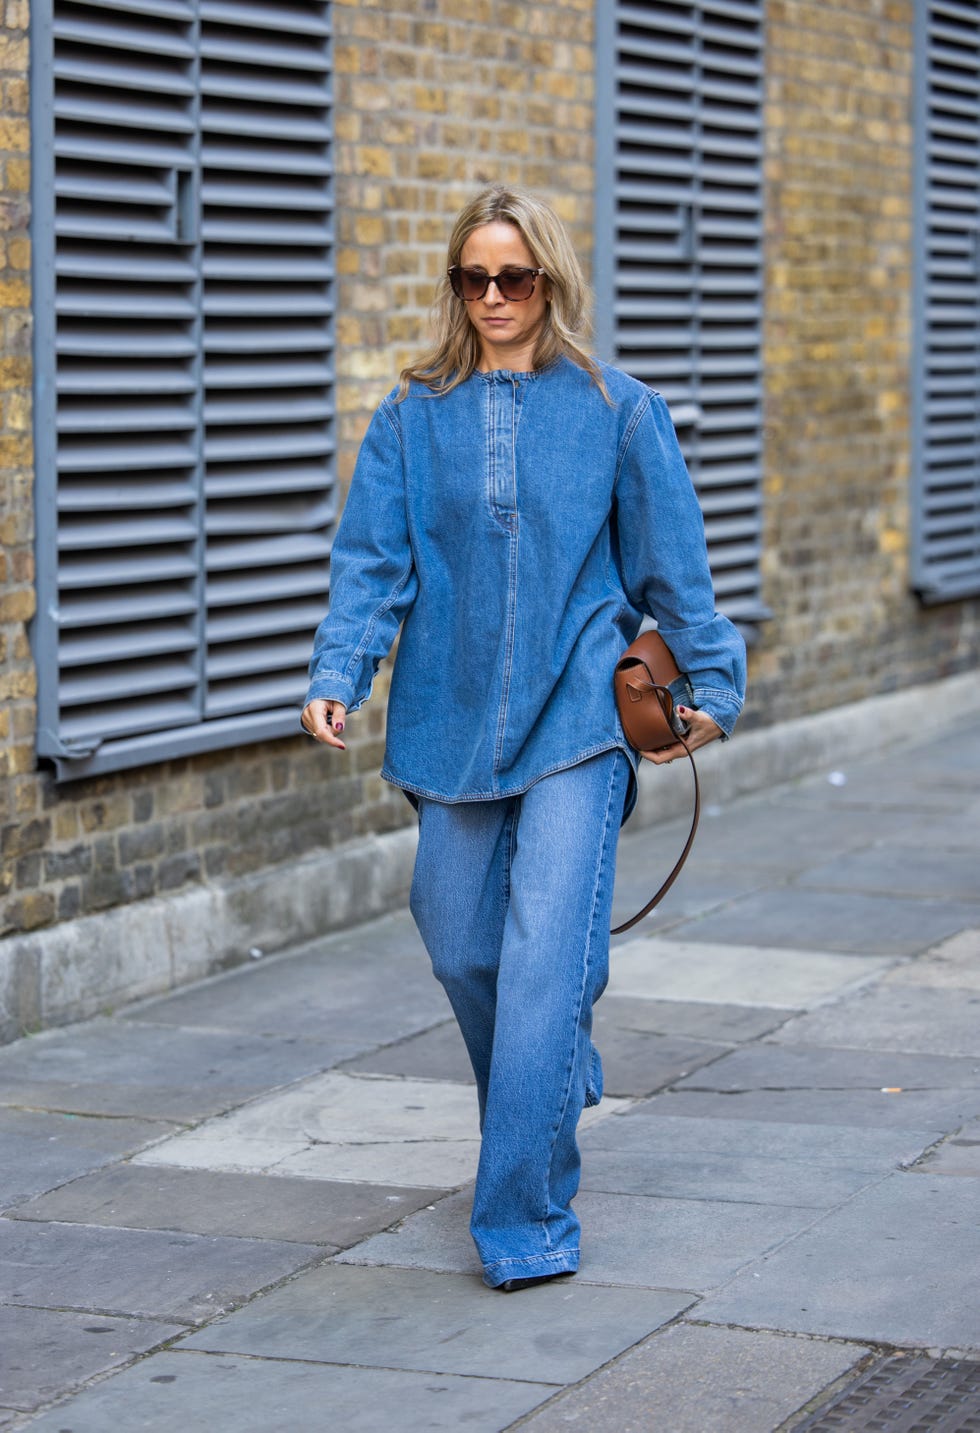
left=641, top=706, right=723, bottom=765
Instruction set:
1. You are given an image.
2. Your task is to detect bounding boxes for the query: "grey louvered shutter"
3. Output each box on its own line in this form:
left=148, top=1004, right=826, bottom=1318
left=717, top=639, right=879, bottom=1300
left=595, top=0, right=768, bottom=629
left=31, top=0, right=334, bottom=778
left=913, top=0, right=980, bottom=602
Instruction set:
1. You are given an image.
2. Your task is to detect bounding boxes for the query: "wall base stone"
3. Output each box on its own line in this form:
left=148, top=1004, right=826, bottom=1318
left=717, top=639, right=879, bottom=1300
left=1, top=669, right=978, bottom=1046
left=0, top=826, right=418, bottom=1043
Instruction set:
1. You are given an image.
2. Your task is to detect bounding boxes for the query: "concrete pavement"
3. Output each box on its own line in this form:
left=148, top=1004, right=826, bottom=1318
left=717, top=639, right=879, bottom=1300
left=0, top=715, right=978, bottom=1430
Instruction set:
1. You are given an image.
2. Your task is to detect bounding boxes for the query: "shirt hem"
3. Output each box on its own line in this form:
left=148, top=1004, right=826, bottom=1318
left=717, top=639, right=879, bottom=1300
left=381, top=740, right=637, bottom=807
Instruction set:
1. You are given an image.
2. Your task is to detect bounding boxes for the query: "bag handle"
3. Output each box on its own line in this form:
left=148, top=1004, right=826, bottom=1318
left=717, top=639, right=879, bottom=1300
left=611, top=685, right=701, bottom=936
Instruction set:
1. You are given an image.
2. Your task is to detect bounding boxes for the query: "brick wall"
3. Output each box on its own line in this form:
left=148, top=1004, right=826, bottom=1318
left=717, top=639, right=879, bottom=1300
left=756, top=0, right=980, bottom=722
left=3, top=0, right=979, bottom=962
left=0, top=1, right=35, bottom=924
left=0, top=0, right=596, bottom=944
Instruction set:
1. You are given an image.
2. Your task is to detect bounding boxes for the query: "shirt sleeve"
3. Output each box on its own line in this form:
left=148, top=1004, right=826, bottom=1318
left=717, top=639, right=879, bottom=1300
left=304, top=397, right=418, bottom=714
left=614, top=392, right=747, bottom=737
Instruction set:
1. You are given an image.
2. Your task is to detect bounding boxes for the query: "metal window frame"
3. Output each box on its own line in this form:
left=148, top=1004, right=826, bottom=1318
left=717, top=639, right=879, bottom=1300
left=911, top=0, right=980, bottom=604
left=594, top=0, right=770, bottom=639
left=29, top=0, right=336, bottom=780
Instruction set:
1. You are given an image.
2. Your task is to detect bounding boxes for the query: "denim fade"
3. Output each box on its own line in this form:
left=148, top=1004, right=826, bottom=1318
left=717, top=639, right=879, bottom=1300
left=410, top=749, right=632, bottom=1287
left=305, top=356, right=746, bottom=822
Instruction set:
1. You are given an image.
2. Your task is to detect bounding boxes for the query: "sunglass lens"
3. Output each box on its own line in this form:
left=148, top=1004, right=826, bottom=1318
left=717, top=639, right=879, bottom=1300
left=497, top=268, right=534, bottom=300
left=461, top=269, right=488, bottom=300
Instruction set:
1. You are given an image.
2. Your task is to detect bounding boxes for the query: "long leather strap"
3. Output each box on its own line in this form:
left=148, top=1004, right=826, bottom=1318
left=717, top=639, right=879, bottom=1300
left=611, top=720, right=701, bottom=936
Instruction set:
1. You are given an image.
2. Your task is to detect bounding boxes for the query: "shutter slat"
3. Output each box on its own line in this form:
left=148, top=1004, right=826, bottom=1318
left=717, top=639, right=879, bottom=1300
left=914, top=2, right=980, bottom=598
left=201, top=0, right=330, bottom=36
left=603, top=0, right=765, bottom=624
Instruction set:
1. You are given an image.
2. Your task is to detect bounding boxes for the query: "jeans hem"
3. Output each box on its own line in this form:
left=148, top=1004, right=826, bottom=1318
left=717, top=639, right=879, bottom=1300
left=481, top=1249, right=580, bottom=1289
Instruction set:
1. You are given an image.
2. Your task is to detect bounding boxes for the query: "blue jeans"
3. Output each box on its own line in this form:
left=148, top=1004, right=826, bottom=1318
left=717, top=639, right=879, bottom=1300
left=409, top=750, right=631, bottom=1288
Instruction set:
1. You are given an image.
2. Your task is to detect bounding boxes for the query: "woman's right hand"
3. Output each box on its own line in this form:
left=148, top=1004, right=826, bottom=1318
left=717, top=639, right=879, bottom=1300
left=301, top=699, right=348, bottom=750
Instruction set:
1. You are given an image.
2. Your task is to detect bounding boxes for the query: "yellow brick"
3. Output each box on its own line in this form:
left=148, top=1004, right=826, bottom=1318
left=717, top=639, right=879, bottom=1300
left=6, top=157, right=30, bottom=191
left=0, top=36, right=28, bottom=75
left=5, top=389, right=30, bottom=429
left=353, top=214, right=385, bottom=245
left=0, top=669, right=35, bottom=701
left=353, top=146, right=393, bottom=178
left=0, top=277, right=28, bottom=309
left=333, top=44, right=360, bottom=74
left=7, top=234, right=28, bottom=268
left=6, top=739, right=36, bottom=773
left=334, top=111, right=361, bottom=142
left=0, top=355, right=28, bottom=388
left=413, top=85, right=448, bottom=114
left=345, top=348, right=393, bottom=381
left=0, top=115, right=29, bottom=149
left=336, top=248, right=360, bottom=277
left=0, top=433, right=31, bottom=465
left=3, top=75, right=27, bottom=115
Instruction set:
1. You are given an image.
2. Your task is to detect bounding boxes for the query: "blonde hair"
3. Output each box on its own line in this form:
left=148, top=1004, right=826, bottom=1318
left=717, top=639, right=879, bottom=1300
left=397, top=185, right=608, bottom=400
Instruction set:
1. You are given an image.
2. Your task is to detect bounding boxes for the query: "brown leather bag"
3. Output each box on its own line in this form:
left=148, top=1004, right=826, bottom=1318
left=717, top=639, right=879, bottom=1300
left=612, top=630, right=700, bottom=935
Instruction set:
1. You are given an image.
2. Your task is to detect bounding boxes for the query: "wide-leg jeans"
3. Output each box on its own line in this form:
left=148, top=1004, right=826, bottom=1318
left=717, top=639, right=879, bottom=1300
left=409, top=749, right=631, bottom=1288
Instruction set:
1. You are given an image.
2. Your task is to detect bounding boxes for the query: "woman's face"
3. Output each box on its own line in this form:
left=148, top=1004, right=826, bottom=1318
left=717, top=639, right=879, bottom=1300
left=457, top=220, right=551, bottom=372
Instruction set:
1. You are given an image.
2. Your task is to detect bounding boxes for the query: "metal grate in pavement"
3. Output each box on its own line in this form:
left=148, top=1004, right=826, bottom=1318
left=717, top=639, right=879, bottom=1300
left=795, top=1357, right=980, bottom=1432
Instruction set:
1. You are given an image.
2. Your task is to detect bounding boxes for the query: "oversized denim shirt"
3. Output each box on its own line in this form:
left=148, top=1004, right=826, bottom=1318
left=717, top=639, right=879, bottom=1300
left=305, top=356, right=747, bottom=821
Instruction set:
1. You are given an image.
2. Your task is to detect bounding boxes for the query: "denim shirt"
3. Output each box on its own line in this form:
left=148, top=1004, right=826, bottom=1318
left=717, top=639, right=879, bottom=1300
left=305, top=356, right=747, bottom=820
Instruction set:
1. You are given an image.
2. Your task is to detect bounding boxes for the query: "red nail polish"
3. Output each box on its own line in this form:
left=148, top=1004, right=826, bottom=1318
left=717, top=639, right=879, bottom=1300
left=336, top=722, right=344, bottom=733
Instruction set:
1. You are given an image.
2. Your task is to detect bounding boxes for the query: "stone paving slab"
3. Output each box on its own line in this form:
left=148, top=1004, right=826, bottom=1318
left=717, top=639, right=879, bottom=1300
left=883, top=928, right=980, bottom=991
left=133, top=1070, right=484, bottom=1189
left=338, top=1186, right=818, bottom=1292
left=0, top=1305, right=183, bottom=1414
left=672, top=1042, right=980, bottom=1094
left=600, top=996, right=791, bottom=1043
left=612, top=858, right=767, bottom=936
left=180, top=1262, right=692, bottom=1385
left=654, top=799, right=892, bottom=873
left=0, top=1018, right=337, bottom=1122
left=593, top=1002, right=731, bottom=1097
left=8, top=1164, right=441, bottom=1248
left=339, top=997, right=758, bottom=1096
left=662, top=1045, right=980, bottom=1129
left=340, top=1019, right=474, bottom=1083
left=696, top=1173, right=980, bottom=1349
left=607, top=939, right=893, bottom=1007
left=913, top=1118, right=980, bottom=1178
left=653, top=1086, right=980, bottom=1130
left=133, top=1070, right=624, bottom=1191
left=797, top=845, right=980, bottom=902
left=122, top=912, right=451, bottom=1047
left=0, top=1218, right=321, bottom=1325
left=670, top=889, right=980, bottom=956
left=20, top=1350, right=555, bottom=1433
left=578, top=1147, right=886, bottom=1209
left=772, top=984, right=980, bottom=1058
left=769, top=755, right=974, bottom=810
left=581, top=1111, right=940, bottom=1168
left=0, top=1107, right=164, bottom=1210
left=517, top=1321, right=872, bottom=1433
left=872, top=803, right=980, bottom=851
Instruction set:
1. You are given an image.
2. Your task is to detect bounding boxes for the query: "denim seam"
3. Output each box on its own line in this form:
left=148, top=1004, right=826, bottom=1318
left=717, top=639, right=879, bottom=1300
left=492, top=524, right=520, bottom=784
left=614, top=390, right=653, bottom=484
left=343, top=568, right=414, bottom=690
left=483, top=1249, right=580, bottom=1278
left=540, top=752, right=623, bottom=1246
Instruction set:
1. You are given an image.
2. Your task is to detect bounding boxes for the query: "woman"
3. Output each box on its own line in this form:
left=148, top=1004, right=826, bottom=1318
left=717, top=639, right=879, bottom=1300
left=302, top=185, right=746, bottom=1291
